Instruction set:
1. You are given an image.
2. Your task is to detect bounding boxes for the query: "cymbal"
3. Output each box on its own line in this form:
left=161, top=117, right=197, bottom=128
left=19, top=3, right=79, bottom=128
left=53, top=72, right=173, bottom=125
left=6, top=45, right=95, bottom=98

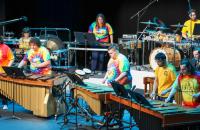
left=145, top=29, right=157, bottom=34
left=155, top=26, right=170, bottom=30
left=140, top=21, right=157, bottom=25
left=170, top=23, right=187, bottom=28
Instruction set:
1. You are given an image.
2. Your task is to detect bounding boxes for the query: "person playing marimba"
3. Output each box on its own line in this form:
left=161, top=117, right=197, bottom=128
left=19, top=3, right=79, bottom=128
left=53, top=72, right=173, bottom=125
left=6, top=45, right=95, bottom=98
left=0, top=36, right=15, bottom=110
left=102, top=44, right=132, bottom=90
left=18, top=37, right=52, bottom=75
left=150, top=52, right=177, bottom=102
left=165, top=59, right=200, bottom=108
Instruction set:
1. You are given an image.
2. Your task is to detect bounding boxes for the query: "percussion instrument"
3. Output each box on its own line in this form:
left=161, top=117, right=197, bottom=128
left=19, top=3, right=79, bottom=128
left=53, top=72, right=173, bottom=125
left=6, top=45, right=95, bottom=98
left=0, top=73, right=67, bottom=117
left=73, top=82, right=114, bottom=115
left=149, top=47, right=181, bottom=70
left=140, top=21, right=157, bottom=26
left=109, top=93, right=200, bottom=130
left=170, top=23, right=187, bottom=28
left=155, top=26, right=170, bottom=30
left=40, top=34, right=64, bottom=51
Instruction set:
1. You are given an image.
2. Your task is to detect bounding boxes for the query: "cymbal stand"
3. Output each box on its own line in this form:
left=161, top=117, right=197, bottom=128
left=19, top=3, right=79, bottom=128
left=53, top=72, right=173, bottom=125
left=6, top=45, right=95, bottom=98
left=137, top=25, right=149, bottom=65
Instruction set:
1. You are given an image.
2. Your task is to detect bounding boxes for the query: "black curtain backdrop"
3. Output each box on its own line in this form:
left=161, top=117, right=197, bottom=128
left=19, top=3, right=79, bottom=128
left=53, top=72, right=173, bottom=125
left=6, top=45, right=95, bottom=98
left=1, top=0, right=200, bottom=42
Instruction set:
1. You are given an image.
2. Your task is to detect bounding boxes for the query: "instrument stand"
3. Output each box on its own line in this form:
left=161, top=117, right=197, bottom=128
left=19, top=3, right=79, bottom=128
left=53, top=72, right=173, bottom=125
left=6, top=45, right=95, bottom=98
left=99, top=82, right=136, bottom=129
left=58, top=73, right=96, bottom=130
left=4, top=76, right=21, bottom=120
left=129, top=0, right=158, bottom=65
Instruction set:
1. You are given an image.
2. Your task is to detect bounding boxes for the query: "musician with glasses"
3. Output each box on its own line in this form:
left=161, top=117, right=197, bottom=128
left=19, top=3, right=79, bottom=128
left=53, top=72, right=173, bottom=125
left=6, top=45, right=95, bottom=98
left=18, top=37, right=52, bottom=75
left=165, top=59, right=200, bottom=108
left=102, top=44, right=132, bottom=90
left=88, top=13, right=113, bottom=75
left=182, top=9, right=200, bottom=40
left=150, top=52, right=177, bottom=102
left=0, top=37, right=15, bottom=110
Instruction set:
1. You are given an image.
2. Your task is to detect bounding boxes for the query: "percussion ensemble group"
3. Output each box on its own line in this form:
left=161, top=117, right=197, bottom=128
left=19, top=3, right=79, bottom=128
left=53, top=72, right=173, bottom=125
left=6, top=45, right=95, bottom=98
left=1, top=6, right=200, bottom=130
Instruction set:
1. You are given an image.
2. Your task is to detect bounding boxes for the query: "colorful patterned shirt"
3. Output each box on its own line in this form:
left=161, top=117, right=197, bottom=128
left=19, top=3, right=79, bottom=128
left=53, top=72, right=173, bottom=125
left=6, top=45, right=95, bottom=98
left=88, top=22, right=113, bottom=42
left=155, top=63, right=177, bottom=97
left=0, top=44, right=14, bottom=73
left=23, top=46, right=51, bottom=75
left=106, top=53, right=132, bottom=89
left=177, top=73, right=200, bottom=107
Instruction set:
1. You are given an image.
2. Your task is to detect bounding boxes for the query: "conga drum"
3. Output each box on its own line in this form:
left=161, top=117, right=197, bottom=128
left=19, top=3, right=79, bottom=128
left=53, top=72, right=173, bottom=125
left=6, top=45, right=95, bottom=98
left=149, top=47, right=181, bottom=70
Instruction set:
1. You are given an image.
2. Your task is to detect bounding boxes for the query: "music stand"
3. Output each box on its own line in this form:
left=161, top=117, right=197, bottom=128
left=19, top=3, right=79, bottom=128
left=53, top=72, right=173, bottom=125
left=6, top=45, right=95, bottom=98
left=2, top=66, right=25, bottom=120
left=110, top=81, right=129, bottom=98
left=59, top=72, right=89, bottom=129
left=193, top=24, right=200, bottom=36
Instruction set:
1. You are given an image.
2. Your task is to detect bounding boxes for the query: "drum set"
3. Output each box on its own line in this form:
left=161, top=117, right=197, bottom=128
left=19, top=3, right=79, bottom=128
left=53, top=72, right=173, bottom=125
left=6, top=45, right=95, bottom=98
left=135, top=20, right=199, bottom=69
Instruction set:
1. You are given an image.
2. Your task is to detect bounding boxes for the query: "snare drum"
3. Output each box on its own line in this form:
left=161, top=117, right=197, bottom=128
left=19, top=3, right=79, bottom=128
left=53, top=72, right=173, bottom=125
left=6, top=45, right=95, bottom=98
left=149, top=47, right=181, bottom=70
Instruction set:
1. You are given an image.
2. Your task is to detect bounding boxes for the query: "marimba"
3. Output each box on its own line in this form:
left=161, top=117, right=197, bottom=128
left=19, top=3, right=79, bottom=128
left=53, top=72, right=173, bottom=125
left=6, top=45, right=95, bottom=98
left=143, top=77, right=183, bottom=105
left=109, top=93, right=200, bottom=130
left=0, top=74, right=67, bottom=117
left=73, top=82, right=114, bottom=115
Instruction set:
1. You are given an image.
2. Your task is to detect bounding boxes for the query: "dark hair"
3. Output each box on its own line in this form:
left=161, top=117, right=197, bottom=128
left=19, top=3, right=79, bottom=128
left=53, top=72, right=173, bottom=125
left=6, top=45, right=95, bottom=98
left=188, top=9, right=196, bottom=16
left=155, top=52, right=166, bottom=60
left=29, top=37, right=41, bottom=47
left=96, top=13, right=106, bottom=27
left=180, top=58, right=195, bottom=74
left=22, top=27, right=31, bottom=34
left=108, top=44, right=119, bottom=51
left=0, top=36, right=3, bottom=43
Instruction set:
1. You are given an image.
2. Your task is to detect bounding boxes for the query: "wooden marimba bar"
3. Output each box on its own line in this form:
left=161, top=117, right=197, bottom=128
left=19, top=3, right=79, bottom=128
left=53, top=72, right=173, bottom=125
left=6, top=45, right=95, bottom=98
left=109, top=93, right=200, bottom=130
left=0, top=74, right=67, bottom=117
left=73, top=82, right=114, bottom=115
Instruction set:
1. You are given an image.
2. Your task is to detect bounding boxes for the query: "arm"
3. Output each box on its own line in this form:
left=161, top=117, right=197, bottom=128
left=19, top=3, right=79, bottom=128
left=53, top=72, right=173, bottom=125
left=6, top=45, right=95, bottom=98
left=165, top=77, right=179, bottom=103
left=150, top=77, right=158, bottom=98
left=110, top=34, right=113, bottom=43
left=115, top=71, right=127, bottom=82
left=8, top=59, right=14, bottom=67
left=18, top=60, right=27, bottom=68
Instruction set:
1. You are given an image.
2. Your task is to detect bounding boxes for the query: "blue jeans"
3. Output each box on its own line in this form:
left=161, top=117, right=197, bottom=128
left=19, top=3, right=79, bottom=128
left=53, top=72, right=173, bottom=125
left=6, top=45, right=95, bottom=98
left=91, top=51, right=105, bottom=71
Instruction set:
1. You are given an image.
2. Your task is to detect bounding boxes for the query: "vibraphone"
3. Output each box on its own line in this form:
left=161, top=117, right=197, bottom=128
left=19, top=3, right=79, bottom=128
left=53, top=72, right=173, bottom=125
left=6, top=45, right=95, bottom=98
left=0, top=73, right=67, bottom=117
left=73, top=82, right=114, bottom=115
left=109, top=93, right=200, bottom=130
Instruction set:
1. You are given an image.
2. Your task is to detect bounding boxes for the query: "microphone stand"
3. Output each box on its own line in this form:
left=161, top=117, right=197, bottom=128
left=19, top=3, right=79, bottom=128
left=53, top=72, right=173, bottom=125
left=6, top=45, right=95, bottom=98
left=0, top=16, right=27, bottom=25
left=129, top=0, right=157, bottom=65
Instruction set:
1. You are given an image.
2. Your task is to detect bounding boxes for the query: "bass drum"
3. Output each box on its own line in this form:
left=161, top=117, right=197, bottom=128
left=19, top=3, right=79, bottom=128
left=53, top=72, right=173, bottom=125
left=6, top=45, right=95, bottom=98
left=40, top=34, right=64, bottom=51
left=149, top=47, right=181, bottom=70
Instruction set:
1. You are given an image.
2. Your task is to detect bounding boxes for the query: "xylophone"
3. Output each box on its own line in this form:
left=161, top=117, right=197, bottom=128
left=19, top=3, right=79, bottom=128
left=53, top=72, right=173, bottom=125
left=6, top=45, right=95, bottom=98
left=73, top=82, right=114, bottom=115
left=0, top=73, right=67, bottom=117
left=109, top=93, right=200, bottom=130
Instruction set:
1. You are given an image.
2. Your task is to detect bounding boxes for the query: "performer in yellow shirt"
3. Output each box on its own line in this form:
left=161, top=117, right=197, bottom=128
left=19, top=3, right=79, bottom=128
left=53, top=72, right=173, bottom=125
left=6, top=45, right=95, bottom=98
left=18, top=27, right=31, bottom=50
left=150, top=52, right=177, bottom=102
left=182, top=9, right=200, bottom=40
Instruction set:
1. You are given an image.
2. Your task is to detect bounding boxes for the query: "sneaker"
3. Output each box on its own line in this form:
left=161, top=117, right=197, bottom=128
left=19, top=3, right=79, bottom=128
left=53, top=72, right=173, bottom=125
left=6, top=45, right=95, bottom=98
left=3, top=105, right=8, bottom=110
